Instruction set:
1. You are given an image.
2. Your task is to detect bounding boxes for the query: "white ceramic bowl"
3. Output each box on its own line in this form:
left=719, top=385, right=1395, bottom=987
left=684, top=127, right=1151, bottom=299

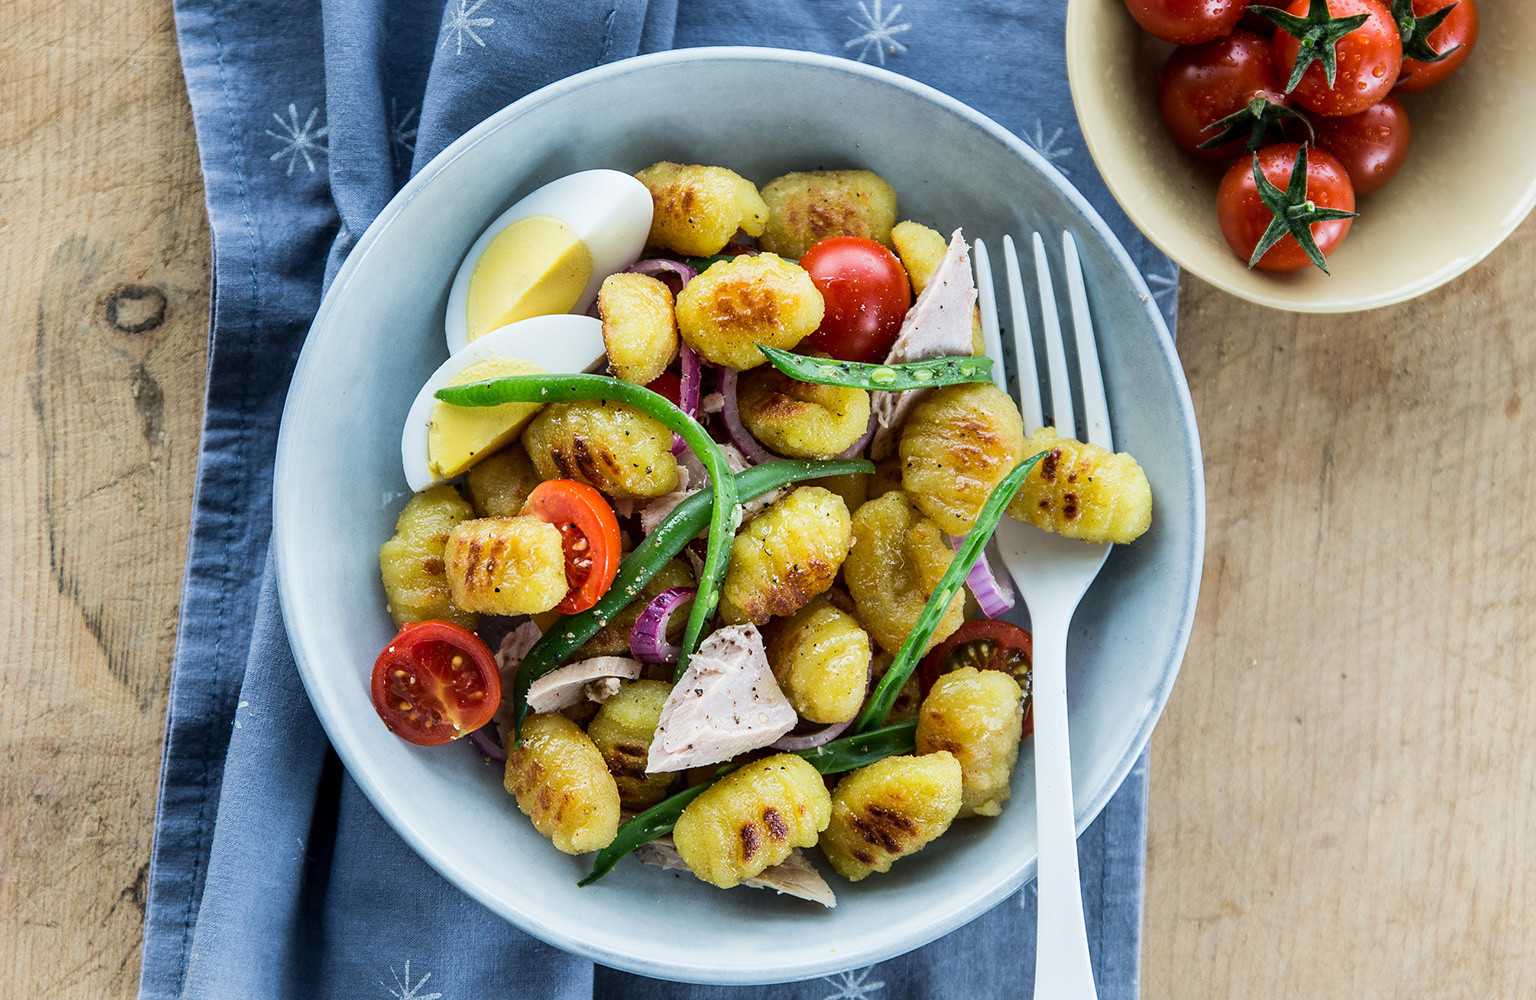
left=273, top=47, right=1204, bottom=985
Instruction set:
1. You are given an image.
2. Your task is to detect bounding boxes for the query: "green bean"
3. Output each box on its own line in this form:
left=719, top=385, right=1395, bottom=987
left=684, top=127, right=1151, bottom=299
left=437, top=374, right=740, bottom=690
left=852, top=452, right=1045, bottom=733
left=756, top=344, right=994, bottom=391
left=578, top=720, right=917, bottom=886
left=502, top=458, right=874, bottom=737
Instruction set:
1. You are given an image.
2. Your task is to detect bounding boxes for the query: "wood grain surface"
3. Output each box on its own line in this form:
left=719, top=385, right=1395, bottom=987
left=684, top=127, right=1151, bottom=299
left=2, top=1, right=1533, bottom=997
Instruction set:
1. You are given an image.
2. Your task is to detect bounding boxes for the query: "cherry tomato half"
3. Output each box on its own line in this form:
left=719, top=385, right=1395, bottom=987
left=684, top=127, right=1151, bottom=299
left=1217, top=142, right=1356, bottom=271
left=800, top=237, right=912, bottom=364
left=917, top=619, right=1035, bottom=740
left=371, top=620, right=501, bottom=746
left=1395, top=0, right=1478, bottom=94
left=1313, top=94, right=1411, bottom=195
left=1160, top=30, right=1291, bottom=159
left=644, top=371, right=683, bottom=407
left=1270, top=0, right=1401, bottom=117
left=523, top=479, right=621, bottom=614
left=1121, top=0, right=1250, bottom=45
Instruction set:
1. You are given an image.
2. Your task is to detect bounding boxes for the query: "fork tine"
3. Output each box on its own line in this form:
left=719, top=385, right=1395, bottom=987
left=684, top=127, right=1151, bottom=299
left=1032, top=232, right=1077, bottom=440
left=1063, top=232, right=1113, bottom=451
left=1002, top=236, right=1044, bottom=431
left=972, top=239, right=1007, bottom=393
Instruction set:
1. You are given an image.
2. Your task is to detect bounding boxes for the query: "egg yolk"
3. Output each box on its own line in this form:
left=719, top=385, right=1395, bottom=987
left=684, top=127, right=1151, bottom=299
left=466, top=215, right=594, bottom=342
left=427, top=356, right=546, bottom=480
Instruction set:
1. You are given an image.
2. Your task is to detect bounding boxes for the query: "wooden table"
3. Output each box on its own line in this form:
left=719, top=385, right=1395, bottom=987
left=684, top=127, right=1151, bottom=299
left=4, top=2, right=1533, bottom=996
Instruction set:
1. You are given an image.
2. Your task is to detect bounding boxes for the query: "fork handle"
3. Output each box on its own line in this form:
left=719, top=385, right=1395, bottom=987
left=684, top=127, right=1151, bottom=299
left=1031, top=614, right=1099, bottom=1000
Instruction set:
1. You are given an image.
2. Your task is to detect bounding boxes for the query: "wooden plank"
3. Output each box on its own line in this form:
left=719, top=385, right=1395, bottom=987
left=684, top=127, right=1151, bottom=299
left=0, top=0, right=210, bottom=994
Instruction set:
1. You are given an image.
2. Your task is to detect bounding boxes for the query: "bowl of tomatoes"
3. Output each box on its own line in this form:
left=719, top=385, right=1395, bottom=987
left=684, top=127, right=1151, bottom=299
left=1066, top=0, right=1536, bottom=311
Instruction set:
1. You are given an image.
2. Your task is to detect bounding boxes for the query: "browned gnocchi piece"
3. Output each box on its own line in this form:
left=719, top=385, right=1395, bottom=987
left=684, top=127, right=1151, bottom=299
left=818, top=752, right=963, bottom=880
left=443, top=515, right=567, bottom=616
left=465, top=442, right=541, bottom=517
left=634, top=161, right=769, bottom=258
left=765, top=595, right=872, bottom=724
left=844, top=492, right=964, bottom=655
left=899, top=382, right=1027, bottom=535
left=915, top=666, right=1024, bottom=818
left=523, top=399, right=680, bottom=499
left=758, top=169, right=898, bottom=259
left=813, top=471, right=870, bottom=515
left=599, top=272, right=678, bottom=386
left=505, top=713, right=621, bottom=854
left=738, top=364, right=871, bottom=458
left=378, top=484, right=479, bottom=628
left=672, top=754, right=832, bottom=888
left=675, top=254, right=824, bottom=370
left=720, top=486, right=852, bottom=626
left=1007, top=427, right=1153, bottom=544
left=587, top=680, right=676, bottom=810
left=891, top=220, right=948, bottom=295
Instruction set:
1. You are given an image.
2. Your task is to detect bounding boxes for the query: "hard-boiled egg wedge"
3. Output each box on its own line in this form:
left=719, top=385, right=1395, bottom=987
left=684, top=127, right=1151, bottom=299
left=444, top=169, right=653, bottom=354
left=403, top=313, right=605, bottom=492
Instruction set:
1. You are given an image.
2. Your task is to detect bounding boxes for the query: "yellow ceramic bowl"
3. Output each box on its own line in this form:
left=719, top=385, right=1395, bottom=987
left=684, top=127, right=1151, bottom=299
left=1066, top=0, right=1536, bottom=312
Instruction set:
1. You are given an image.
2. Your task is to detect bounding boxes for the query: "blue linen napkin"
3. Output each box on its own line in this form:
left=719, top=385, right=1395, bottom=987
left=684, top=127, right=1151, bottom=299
left=142, top=2, right=1177, bottom=997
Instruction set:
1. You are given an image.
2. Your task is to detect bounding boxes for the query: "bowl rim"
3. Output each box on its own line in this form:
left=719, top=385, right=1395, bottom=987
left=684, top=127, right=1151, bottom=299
left=1064, top=0, right=1536, bottom=314
left=273, top=44, right=1205, bottom=983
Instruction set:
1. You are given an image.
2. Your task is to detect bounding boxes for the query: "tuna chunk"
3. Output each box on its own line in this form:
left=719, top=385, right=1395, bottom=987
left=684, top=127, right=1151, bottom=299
left=525, top=656, right=643, bottom=713
left=646, top=624, right=797, bottom=772
left=871, top=229, right=977, bottom=458
left=636, top=838, right=836, bottom=907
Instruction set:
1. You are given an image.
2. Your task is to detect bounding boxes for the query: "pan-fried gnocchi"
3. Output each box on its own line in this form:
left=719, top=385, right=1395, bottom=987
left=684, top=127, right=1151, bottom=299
left=379, top=484, right=479, bottom=629
left=675, top=253, right=824, bottom=370
left=720, top=486, right=852, bottom=626
left=819, top=752, right=963, bottom=881
left=444, top=515, right=568, bottom=616
left=738, top=364, right=871, bottom=458
left=588, top=680, right=676, bottom=810
left=635, top=161, right=769, bottom=258
left=765, top=595, right=872, bottom=724
left=599, top=272, right=678, bottom=386
left=523, top=399, right=680, bottom=499
left=891, top=220, right=948, bottom=294
left=844, top=492, right=965, bottom=655
left=464, top=442, right=540, bottom=517
left=759, top=169, right=898, bottom=259
left=900, top=382, right=1027, bottom=535
left=506, top=713, right=621, bottom=854
left=915, top=667, right=1024, bottom=818
left=1006, top=427, right=1153, bottom=544
left=672, top=754, right=832, bottom=888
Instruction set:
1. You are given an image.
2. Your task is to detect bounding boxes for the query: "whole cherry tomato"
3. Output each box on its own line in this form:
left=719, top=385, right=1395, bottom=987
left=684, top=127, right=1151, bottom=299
left=1395, top=0, right=1478, bottom=93
left=1121, top=0, right=1250, bottom=44
left=1159, top=30, right=1291, bottom=159
left=1268, top=0, right=1402, bottom=117
left=522, top=479, right=621, bottom=614
left=917, top=619, right=1035, bottom=739
left=1312, top=94, right=1411, bottom=194
left=799, top=237, right=912, bottom=364
left=371, top=620, right=501, bottom=746
left=1217, top=142, right=1356, bottom=271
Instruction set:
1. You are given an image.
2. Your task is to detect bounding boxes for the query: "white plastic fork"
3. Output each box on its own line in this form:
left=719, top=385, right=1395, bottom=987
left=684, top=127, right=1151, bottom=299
left=974, top=231, right=1111, bottom=1000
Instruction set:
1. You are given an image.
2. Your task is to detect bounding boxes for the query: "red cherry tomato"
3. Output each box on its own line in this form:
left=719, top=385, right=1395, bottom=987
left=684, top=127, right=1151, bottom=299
left=1159, top=30, right=1291, bottom=159
left=371, top=620, right=501, bottom=746
left=1312, top=94, right=1411, bottom=194
left=522, top=479, right=621, bottom=614
left=1270, top=0, right=1401, bottom=117
left=917, top=619, right=1035, bottom=740
left=1121, top=0, right=1250, bottom=44
left=1217, top=143, right=1356, bottom=271
left=644, top=371, right=683, bottom=407
left=1395, top=0, right=1478, bottom=93
left=799, top=237, right=912, bottom=364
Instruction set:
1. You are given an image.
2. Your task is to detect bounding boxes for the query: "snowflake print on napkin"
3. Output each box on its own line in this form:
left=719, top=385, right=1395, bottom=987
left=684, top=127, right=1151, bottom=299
left=845, top=0, right=911, bottom=65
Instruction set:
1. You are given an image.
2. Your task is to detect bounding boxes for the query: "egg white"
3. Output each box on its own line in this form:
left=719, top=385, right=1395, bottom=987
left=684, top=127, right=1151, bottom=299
left=443, top=169, right=653, bottom=354
left=402, top=313, right=606, bottom=492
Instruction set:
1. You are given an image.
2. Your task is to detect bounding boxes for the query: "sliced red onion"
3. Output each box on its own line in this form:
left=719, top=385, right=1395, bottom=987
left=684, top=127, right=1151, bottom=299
left=670, top=346, right=703, bottom=455
left=950, top=535, right=1016, bottom=617
left=630, top=586, right=697, bottom=663
left=836, top=411, right=878, bottom=459
left=468, top=725, right=507, bottom=763
left=770, top=717, right=853, bottom=750
left=625, top=257, right=699, bottom=292
left=717, top=367, right=780, bottom=466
